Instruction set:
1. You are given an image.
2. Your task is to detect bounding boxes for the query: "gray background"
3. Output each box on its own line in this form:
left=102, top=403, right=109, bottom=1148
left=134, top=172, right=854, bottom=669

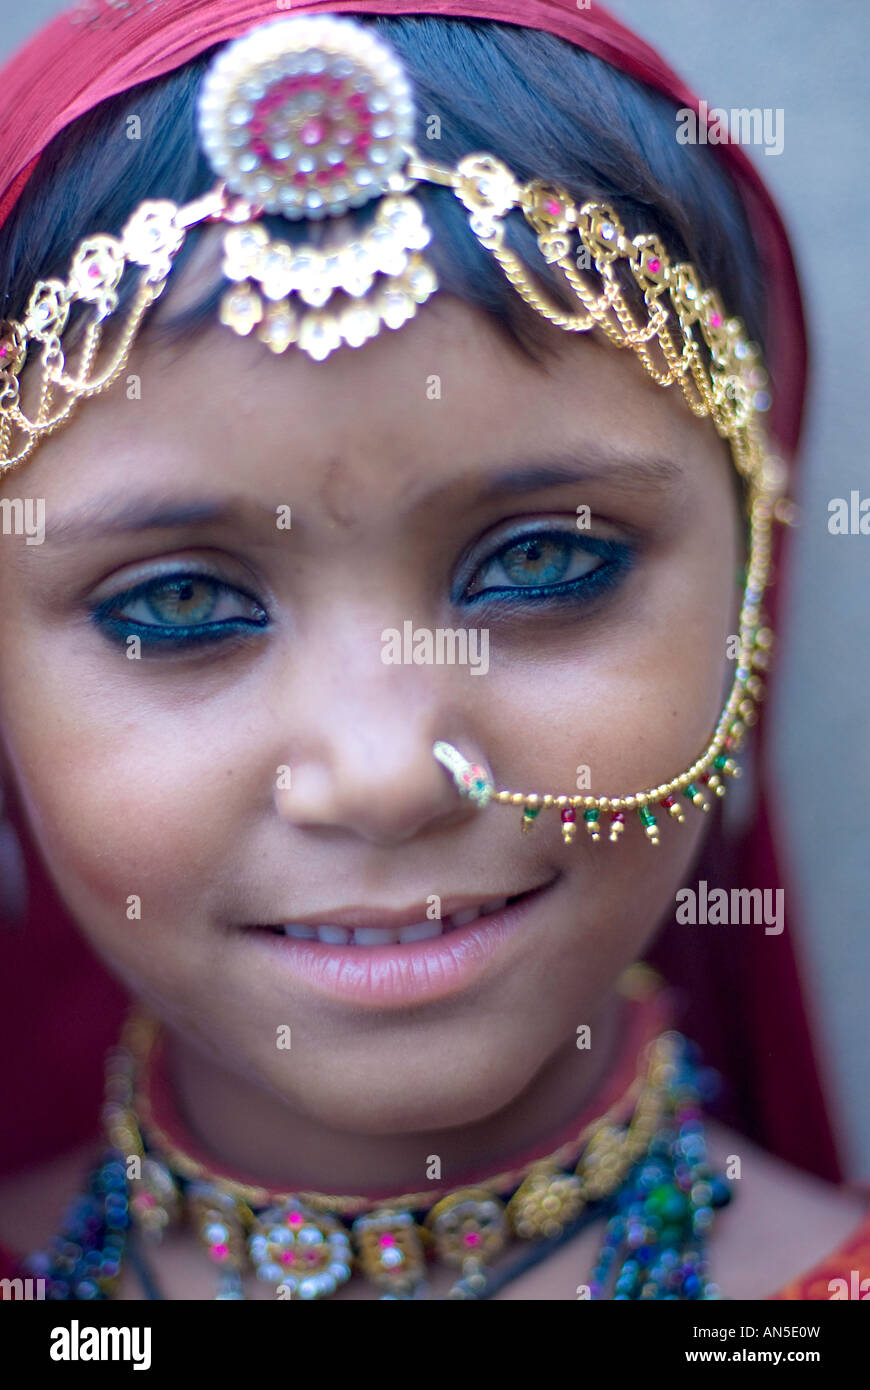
left=2, top=0, right=868, bottom=1175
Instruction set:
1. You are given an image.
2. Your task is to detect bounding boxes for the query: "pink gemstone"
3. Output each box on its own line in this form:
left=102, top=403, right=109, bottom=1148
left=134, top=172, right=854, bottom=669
left=306, top=1250, right=319, bottom=1262
left=328, top=77, right=344, bottom=92
left=348, top=93, right=366, bottom=110
left=88, top=264, right=100, bottom=278
left=332, top=160, right=348, bottom=176
left=545, top=199, right=561, bottom=217
left=300, top=118, right=326, bottom=146
left=210, top=1243, right=228, bottom=1261
left=315, top=169, right=332, bottom=185
left=288, top=1212, right=303, bottom=1224
left=354, top=132, right=372, bottom=151
left=251, top=138, right=269, bottom=158
left=140, top=1193, right=156, bottom=1208
left=379, top=1233, right=396, bottom=1247
left=710, top=313, right=722, bottom=327
left=648, top=257, right=661, bottom=273
left=293, top=171, right=309, bottom=186
left=280, top=1251, right=294, bottom=1264
left=463, top=1232, right=481, bottom=1247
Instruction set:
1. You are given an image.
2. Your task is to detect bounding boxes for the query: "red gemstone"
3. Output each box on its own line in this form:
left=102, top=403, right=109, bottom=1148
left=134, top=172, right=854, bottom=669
left=611, top=812, right=626, bottom=823
left=710, top=313, right=722, bottom=327
left=561, top=808, right=576, bottom=823
left=545, top=198, right=561, bottom=217
left=661, top=795, right=676, bottom=808
left=648, top=257, right=661, bottom=273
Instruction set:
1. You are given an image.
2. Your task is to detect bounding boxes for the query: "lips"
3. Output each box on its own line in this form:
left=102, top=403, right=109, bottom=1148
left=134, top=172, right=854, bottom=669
left=267, top=898, right=511, bottom=947
left=244, top=880, right=557, bottom=1007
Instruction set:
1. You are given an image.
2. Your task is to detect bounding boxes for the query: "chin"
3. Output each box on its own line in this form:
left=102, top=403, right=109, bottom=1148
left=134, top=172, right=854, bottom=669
left=257, top=1032, right=547, bottom=1138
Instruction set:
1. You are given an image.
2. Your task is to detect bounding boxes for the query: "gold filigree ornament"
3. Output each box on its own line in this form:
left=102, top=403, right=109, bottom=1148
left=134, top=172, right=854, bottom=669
left=0, top=15, right=793, bottom=847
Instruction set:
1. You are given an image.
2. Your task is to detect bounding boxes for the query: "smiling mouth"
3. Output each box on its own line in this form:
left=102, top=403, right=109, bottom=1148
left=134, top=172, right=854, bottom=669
left=255, top=891, right=536, bottom=947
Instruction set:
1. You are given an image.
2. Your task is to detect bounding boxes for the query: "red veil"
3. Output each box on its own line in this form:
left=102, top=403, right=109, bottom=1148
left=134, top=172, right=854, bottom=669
left=0, top=0, right=840, bottom=1182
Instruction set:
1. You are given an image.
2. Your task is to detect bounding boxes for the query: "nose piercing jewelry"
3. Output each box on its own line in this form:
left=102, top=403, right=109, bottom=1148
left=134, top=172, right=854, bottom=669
left=433, top=741, right=494, bottom=809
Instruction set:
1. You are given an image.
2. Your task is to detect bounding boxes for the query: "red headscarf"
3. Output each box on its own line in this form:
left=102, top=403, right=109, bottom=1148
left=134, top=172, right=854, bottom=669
left=0, top=0, right=840, bottom=1181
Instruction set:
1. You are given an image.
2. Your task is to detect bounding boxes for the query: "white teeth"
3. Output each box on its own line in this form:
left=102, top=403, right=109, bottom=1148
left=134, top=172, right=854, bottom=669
left=316, top=925, right=351, bottom=945
left=398, top=920, right=444, bottom=943
left=353, top=927, right=400, bottom=946
left=275, top=901, right=511, bottom=947
left=450, top=907, right=482, bottom=928
left=482, top=898, right=508, bottom=915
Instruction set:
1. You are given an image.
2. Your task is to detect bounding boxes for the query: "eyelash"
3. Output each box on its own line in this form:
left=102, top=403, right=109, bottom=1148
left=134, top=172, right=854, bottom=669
left=90, top=572, right=268, bottom=651
left=90, top=529, right=632, bottom=654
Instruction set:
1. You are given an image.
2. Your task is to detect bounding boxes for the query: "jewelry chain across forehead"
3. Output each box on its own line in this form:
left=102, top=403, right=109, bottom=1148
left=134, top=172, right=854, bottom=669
left=0, top=14, right=789, bottom=846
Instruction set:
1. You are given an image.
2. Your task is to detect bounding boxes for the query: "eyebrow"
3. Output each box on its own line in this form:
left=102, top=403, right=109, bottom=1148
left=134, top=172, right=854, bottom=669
left=43, top=495, right=278, bottom=545
left=43, top=448, right=682, bottom=545
left=470, top=449, right=683, bottom=505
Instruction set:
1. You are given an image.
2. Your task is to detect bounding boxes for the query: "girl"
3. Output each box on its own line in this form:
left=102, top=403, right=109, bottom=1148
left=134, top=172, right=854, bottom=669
left=0, top=0, right=866, bottom=1301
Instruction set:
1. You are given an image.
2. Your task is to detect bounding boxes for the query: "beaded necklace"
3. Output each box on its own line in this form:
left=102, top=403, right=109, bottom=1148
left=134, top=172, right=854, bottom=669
left=20, top=994, right=732, bottom=1301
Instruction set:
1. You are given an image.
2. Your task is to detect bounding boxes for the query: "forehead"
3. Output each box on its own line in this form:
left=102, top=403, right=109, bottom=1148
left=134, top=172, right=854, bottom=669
left=8, top=281, right=730, bottom=520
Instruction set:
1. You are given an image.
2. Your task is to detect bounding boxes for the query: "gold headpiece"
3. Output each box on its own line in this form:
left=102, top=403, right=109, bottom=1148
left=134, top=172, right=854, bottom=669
left=0, top=14, right=790, bottom=845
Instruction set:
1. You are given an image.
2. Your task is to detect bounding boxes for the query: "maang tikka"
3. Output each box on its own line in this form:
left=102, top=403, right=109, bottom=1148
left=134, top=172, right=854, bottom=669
left=0, top=14, right=790, bottom=847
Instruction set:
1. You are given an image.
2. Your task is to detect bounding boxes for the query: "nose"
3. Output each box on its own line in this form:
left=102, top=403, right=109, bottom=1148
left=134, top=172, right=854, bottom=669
left=273, top=669, right=492, bottom=848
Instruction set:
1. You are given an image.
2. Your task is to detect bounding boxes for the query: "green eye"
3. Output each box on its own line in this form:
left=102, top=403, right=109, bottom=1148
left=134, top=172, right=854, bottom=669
left=141, top=578, right=219, bottom=626
left=91, top=572, right=269, bottom=651
left=463, top=528, right=630, bottom=605
left=499, top=536, right=574, bottom=586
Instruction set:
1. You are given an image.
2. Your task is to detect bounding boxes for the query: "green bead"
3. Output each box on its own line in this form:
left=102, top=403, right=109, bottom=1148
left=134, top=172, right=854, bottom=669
left=683, top=784, right=699, bottom=800
left=638, top=806, right=656, bottom=827
left=584, top=808, right=599, bottom=822
left=713, top=755, right=727, bottom=770
left=522, top=806, right=541, bottom=820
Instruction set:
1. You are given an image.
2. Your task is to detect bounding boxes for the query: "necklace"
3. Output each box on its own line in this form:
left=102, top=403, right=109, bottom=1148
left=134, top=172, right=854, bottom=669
left=21, top=981, right=732, bottom=1301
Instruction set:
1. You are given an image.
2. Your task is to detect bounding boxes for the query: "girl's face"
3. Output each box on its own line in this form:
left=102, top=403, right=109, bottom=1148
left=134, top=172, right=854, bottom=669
left=0, top=277, right=741, bottom=1136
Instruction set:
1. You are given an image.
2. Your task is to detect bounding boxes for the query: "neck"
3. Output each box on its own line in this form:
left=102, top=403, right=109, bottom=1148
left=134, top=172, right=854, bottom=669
left=155, top=988, right=647, bottom=1197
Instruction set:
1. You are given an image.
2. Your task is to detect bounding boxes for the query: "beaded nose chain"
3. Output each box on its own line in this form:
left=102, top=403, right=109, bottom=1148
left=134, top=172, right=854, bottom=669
left=0, top=14, right=789, bottom=851
left=22, top=973, right=732, bottom=1301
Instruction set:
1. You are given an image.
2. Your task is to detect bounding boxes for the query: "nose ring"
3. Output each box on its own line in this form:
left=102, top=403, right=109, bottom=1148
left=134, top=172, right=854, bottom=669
left=432, top=741, right=494, bottom=809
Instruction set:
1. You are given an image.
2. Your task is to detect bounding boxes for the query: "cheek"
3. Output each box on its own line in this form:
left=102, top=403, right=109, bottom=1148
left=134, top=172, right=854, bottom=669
left=0, top=641, right=256, bottom=921
left=470, top=539, right=738, bottom=800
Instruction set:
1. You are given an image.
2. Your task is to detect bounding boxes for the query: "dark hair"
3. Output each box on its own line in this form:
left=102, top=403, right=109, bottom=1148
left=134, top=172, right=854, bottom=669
left=0, top=15, right=766, bottom=364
